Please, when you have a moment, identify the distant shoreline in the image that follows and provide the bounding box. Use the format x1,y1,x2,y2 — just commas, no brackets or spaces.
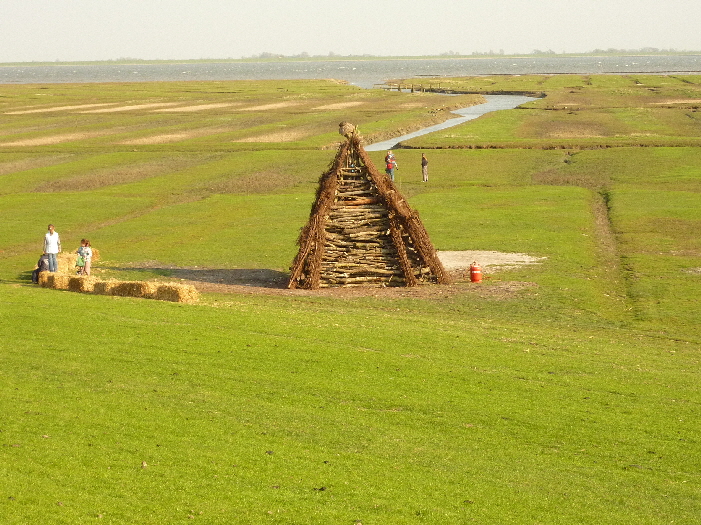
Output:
3,52,701,68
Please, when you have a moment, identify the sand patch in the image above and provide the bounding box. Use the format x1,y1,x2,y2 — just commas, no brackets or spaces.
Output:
238,101,301,111
0,131,110,147
5,103,117,115
313,101,365,110
651,99,701,105
438,251,546,273
119,127,230,145
0,154,74,175
154,103,241,112
120,133,198,145
80,103,180,113
234,129,309,142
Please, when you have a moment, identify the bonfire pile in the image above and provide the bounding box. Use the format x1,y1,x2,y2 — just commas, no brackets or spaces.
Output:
288,130,449,289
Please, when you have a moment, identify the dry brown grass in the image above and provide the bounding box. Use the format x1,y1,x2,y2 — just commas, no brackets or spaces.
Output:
233,129,309,143
39,156,213,192
238,101,302,111
207,171,299,194
0,132,112,147
4,104,117,115
79,103,180,113
313,101,365,110
118,127,231,145
155,103,241,112
0,155,75,176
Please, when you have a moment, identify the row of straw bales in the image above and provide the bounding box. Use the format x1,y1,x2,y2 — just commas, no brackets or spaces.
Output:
38,272,199,303
57,250,101,274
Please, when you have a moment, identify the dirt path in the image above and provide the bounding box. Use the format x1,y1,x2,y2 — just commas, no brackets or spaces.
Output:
137,250,543,299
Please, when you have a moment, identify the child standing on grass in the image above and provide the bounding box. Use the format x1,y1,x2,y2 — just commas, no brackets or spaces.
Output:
76,239,93,276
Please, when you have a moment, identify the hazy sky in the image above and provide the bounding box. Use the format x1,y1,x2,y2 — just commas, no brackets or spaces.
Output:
2,0,700,62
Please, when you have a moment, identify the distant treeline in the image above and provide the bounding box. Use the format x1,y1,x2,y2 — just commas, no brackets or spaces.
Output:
4,49,699,67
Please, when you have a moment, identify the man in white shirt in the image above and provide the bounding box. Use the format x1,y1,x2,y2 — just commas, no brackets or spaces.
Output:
43,224,61,272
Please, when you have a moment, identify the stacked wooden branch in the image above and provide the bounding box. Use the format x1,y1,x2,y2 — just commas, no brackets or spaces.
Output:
319,168,403,287
288,130,450,289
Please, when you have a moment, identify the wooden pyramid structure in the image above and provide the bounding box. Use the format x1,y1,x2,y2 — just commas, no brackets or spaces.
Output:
288,129,450,289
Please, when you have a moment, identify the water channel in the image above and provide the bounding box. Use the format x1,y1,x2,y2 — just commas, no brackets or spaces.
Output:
365,94,537,151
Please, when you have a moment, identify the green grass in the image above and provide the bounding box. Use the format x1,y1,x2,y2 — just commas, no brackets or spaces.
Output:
1,77,700,523
2,286,700,524
401,74,701,149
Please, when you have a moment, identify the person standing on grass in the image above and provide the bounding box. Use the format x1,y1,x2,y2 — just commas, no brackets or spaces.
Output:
421,153,429,182
80,239,93,276
43,224,61,272
385,150,398,181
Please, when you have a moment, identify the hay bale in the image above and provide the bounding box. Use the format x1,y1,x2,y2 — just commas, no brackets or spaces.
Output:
49,273,70,290
109,281,158,299
153,283,200,303
93,280,117,296
57,252,78,274
68,276,97,293
38,271,51,288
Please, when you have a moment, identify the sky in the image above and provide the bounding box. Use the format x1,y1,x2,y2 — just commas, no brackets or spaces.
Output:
1,0,700,63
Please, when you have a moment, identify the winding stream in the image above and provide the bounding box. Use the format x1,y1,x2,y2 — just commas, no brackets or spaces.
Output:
365,94,537,151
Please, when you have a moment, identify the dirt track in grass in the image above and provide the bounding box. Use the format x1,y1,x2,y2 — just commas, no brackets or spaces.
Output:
139,251,544,299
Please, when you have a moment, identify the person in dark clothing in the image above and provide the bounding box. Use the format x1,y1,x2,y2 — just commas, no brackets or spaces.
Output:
32,254,50,283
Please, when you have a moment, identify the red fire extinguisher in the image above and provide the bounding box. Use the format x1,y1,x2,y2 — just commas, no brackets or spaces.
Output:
470,262,482,283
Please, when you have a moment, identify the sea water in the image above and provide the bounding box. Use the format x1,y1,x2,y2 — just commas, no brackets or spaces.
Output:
2,55,700,88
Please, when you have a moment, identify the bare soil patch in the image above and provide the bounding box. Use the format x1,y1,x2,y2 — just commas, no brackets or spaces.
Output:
0,131,112,147
238,101,301,111
5,103,117,115
119,127,230,145
651,99,701,105
313,101,365,110
438,250,545,272
155,103,240,112
128,251,542,299
0,154,74,175
80,103,180,113
234,129,309,143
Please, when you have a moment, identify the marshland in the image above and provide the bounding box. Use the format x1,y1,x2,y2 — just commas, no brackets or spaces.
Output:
1,73,700,524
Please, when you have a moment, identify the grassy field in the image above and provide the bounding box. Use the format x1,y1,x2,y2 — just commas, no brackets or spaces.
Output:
1,76,700,524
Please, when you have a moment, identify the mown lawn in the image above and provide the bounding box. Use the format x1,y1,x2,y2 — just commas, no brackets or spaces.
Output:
1,76,700,524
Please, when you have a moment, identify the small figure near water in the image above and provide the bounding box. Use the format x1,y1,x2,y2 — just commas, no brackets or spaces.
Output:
384,150,398,181
43,224,61,272
421,153,429,182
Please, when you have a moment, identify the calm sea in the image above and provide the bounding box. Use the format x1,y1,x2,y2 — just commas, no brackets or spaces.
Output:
2,56,701,89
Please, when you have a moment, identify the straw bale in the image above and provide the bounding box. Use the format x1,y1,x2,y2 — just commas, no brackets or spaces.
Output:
68,276,97,293
49,273,70,290
38,271,51,287
56,248,100,274
57,252,78,274
110,281,159,298
153,283,200,303
93,280,118,295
